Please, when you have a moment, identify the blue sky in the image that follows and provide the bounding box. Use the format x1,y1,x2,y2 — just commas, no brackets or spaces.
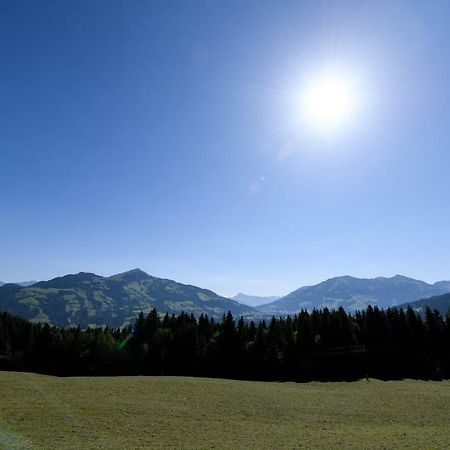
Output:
1,1,450,296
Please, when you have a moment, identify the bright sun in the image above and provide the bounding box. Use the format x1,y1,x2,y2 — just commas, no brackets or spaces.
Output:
302,77,355,130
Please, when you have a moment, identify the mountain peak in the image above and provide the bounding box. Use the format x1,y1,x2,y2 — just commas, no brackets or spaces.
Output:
326,275,356,281
109,268,151,281
53,272,99,281
321,275,357,285
125,268,149,276
232,293,282,308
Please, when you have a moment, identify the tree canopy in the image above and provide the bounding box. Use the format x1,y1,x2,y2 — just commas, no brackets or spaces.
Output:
0,306,449,381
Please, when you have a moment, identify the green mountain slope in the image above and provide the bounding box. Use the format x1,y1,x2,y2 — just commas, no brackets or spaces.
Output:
258,275,450,314
0,269,255,328
398,292,450,316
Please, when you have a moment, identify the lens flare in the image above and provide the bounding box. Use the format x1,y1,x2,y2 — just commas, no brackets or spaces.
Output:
117,324,139,350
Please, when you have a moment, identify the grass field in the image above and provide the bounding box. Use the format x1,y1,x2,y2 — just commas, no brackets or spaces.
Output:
0,372,449,449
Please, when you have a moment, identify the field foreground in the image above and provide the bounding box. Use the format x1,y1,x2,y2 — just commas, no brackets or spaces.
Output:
0,372,449,449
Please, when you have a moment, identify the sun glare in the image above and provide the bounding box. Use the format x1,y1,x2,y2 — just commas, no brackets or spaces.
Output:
302,77,356,131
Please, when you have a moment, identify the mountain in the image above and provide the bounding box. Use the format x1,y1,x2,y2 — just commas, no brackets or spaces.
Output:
232,293,281,307
258,275,450,314
0,269,256,328
0,281,36,287
431,280,450,292
398,293,450,316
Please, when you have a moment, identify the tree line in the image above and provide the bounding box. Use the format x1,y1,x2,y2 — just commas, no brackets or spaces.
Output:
0,305,449,380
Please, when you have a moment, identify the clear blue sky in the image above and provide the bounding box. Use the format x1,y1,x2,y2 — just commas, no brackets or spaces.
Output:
1,1,450,296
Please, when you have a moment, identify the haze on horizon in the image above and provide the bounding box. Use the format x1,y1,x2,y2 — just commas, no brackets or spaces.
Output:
2,1,450,297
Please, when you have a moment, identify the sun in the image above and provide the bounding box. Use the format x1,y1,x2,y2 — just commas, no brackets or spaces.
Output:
302,76,355,130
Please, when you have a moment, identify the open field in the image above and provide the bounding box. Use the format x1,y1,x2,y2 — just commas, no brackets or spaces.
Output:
0,372,449,449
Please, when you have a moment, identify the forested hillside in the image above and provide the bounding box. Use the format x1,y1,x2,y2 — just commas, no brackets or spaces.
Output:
399,292,450,316
1,305,448,380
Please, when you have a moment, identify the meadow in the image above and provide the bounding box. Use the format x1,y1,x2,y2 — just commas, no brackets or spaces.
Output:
0,372,449,449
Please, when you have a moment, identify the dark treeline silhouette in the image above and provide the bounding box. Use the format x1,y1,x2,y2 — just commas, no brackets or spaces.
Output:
0,306,449,380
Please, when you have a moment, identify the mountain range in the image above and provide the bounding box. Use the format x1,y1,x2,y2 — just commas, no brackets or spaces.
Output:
1,271,449,328
0,269,254,328
258,275,450,314
232,293,281,307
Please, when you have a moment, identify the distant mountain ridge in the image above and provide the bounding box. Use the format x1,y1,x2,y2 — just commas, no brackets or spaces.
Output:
258,275,450,314
0,269,255,328
0,281,36,287
232,293,281,307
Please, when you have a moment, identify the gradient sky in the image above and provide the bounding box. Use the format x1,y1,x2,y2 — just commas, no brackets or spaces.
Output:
2,1,450,296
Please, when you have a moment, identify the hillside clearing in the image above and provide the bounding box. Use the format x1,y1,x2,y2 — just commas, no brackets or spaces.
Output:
0,372,449,449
